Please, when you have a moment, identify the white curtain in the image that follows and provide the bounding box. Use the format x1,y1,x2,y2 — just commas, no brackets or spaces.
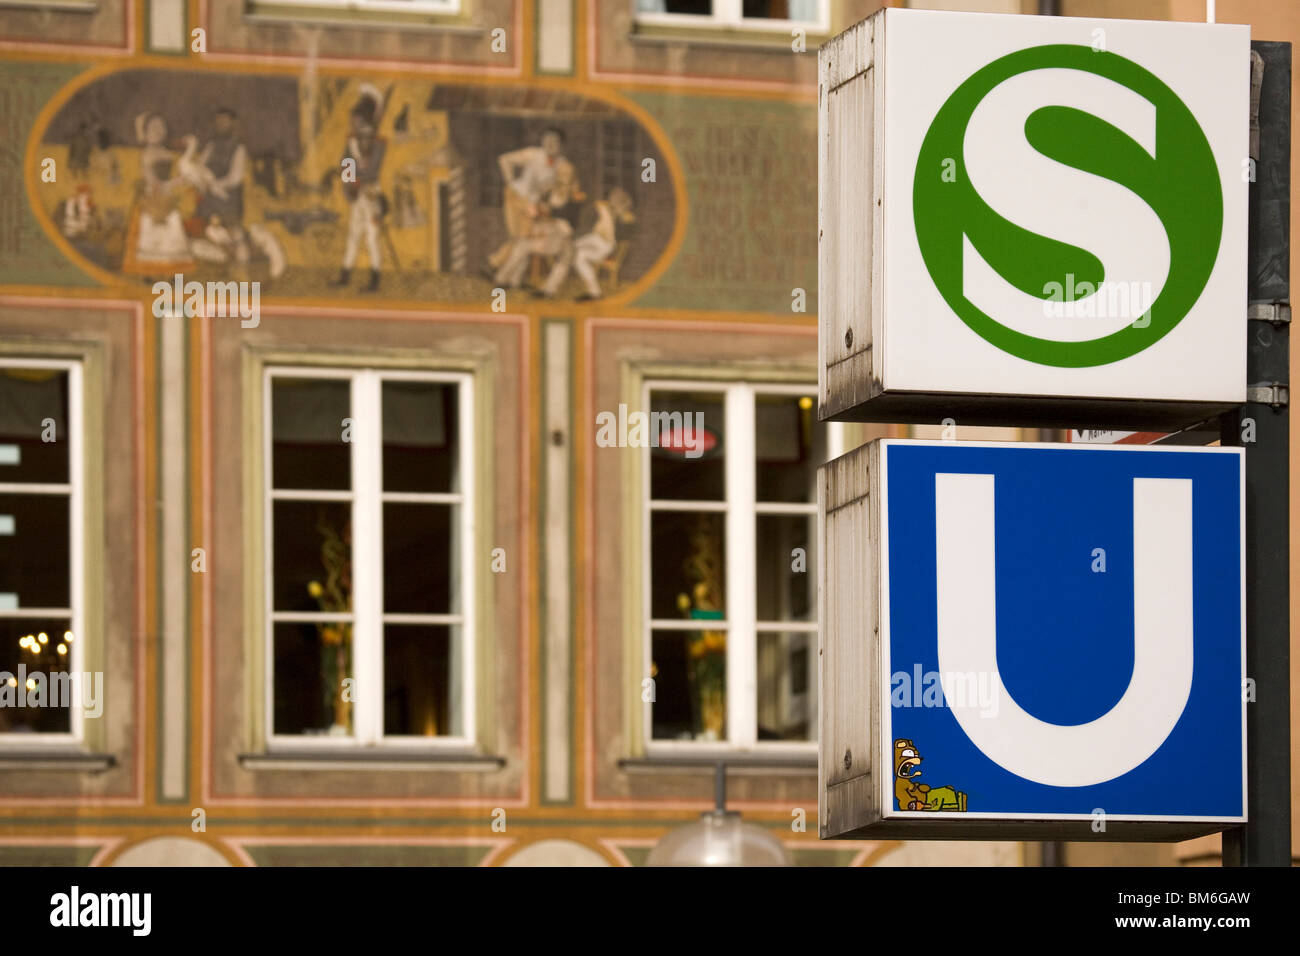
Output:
788,1,818,20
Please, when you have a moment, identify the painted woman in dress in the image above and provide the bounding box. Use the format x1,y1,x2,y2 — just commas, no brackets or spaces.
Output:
123,112,194,275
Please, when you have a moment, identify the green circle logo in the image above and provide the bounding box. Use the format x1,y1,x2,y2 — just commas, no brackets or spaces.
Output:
913,45,1222,367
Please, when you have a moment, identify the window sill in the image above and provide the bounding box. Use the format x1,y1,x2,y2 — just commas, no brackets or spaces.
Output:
0,751,115,773
630,22,828,53
620,751,816,772
239,750,506,773
0,1,97,12
244,3,483,35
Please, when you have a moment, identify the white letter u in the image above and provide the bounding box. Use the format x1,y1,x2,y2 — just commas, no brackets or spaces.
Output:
934,472,1193,787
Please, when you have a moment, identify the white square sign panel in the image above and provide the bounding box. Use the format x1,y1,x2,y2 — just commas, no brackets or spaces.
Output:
879,9,1248,405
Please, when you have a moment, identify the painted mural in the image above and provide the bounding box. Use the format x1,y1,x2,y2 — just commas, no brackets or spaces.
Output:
37,71,675,301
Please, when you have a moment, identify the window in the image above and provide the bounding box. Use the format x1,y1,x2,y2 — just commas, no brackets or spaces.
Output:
642,381,823,749
264,367,474,748
635,0,828,31
0,360,84,744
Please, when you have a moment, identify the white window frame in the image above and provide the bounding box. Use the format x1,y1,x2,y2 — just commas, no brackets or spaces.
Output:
263,366,475,751
641,379,828,756
0,358,85,748
634,0,830,34
263,0,461,15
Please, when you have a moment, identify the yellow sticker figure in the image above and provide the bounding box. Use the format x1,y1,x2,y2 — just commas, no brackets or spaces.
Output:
894,738,968,812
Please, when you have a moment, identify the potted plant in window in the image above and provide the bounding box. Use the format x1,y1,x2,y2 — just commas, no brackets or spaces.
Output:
307,514,352,735
680,514,726,741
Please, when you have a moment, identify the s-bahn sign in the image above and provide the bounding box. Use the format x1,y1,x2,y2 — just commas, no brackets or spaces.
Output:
817,440,1246,840
817,9,1249,427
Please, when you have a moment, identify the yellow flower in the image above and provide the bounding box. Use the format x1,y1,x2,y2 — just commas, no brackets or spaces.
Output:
688,639,706,660
703,631,726,653
307,580,324,599
676,593,691,613
320,626,342,646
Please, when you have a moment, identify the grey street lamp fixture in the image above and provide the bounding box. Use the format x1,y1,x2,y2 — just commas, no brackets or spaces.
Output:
646,763,792,866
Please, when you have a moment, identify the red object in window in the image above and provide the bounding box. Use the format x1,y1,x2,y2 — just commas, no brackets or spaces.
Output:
658,426,718,456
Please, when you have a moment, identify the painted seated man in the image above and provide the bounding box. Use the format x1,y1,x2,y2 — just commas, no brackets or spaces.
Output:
535,187,635,301
492,213,573,290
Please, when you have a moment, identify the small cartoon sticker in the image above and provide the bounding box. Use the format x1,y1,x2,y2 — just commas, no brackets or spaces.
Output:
894,738,968,812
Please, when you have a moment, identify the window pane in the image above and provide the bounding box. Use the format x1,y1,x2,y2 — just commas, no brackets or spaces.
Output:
0,368,69,484
382,380,459,494
743,1,817,20
757,631,815,741
648,390,725,501
383,503,457,615
651,628,726,741
639,0,712,13
384,624,459,737
271,378,351,491
0,493,70,609
0,617,74,734
755,392,822,503
272,501,351,613
650,510,725,620
756,513,814,622
272,620,353,736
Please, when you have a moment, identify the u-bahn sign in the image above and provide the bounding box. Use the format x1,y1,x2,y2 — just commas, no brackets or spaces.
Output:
818,440,1246,840
818,9,1249,428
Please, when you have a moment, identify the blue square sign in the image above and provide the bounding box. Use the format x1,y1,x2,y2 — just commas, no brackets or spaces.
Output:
881,440,1245,824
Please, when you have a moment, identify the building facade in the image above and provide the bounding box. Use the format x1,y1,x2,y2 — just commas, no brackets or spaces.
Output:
0,0,1294,866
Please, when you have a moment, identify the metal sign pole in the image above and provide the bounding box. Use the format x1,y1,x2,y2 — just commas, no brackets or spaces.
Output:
1220,40,1291,867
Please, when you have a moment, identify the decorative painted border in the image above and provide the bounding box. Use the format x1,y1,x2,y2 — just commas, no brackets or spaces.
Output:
585,2,818,95
0,296,147,808
196,0,525,76
581,316,819,810
198,305,534,808
0,0,135,57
